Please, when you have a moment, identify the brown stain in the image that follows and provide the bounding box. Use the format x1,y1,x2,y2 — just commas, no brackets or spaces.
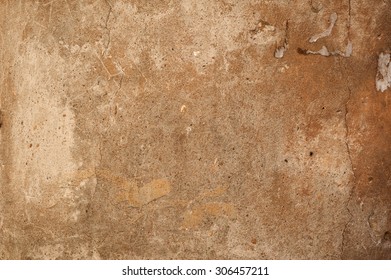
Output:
181,202,236,229
297,185,312,197
340,61,391,258
305,119,323,140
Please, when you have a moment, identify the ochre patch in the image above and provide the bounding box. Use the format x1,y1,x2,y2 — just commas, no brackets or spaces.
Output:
181,202,236,229
59,168,170,207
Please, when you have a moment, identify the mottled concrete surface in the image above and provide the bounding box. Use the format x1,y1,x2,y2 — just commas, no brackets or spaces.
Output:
0,0,390,259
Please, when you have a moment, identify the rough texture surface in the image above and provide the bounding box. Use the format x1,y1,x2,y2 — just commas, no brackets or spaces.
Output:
0,0,390,259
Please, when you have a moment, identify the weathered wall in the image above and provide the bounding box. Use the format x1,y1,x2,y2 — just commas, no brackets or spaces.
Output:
0,0,390,259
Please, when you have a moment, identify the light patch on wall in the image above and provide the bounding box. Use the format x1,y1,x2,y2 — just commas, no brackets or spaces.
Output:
376,52,391,92
309,12,338,43
11,40,77,207
298,41,353,57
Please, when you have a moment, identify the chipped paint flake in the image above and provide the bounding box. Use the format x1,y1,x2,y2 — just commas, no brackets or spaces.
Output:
345,40,353,57
376,52,391,92
275,43,288,59
309,12,338,43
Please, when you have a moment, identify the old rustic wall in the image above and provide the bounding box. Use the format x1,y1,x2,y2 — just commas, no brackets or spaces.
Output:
0,0,390,259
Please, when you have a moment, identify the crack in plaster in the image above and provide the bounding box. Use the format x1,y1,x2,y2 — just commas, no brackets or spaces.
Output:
340,60,357,257
103,0,112,56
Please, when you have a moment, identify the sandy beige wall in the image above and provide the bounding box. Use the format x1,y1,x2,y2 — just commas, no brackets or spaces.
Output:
0,0,390,259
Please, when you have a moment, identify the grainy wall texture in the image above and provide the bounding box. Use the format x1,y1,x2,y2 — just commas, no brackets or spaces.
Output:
0,0,391,259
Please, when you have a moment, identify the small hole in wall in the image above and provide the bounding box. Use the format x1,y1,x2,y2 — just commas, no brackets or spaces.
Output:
297,48,308,55
368,177,373,182
384,231,391,242
309,151,314,157
284,159,288,163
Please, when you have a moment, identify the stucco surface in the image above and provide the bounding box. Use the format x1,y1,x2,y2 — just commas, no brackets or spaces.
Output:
0,0,390,259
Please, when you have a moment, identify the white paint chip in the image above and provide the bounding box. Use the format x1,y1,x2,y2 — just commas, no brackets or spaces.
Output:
376,52,391,92
275,42,288,59
302,41,353,58
306,46,330,56
309,12,338,43
345,40,353,57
